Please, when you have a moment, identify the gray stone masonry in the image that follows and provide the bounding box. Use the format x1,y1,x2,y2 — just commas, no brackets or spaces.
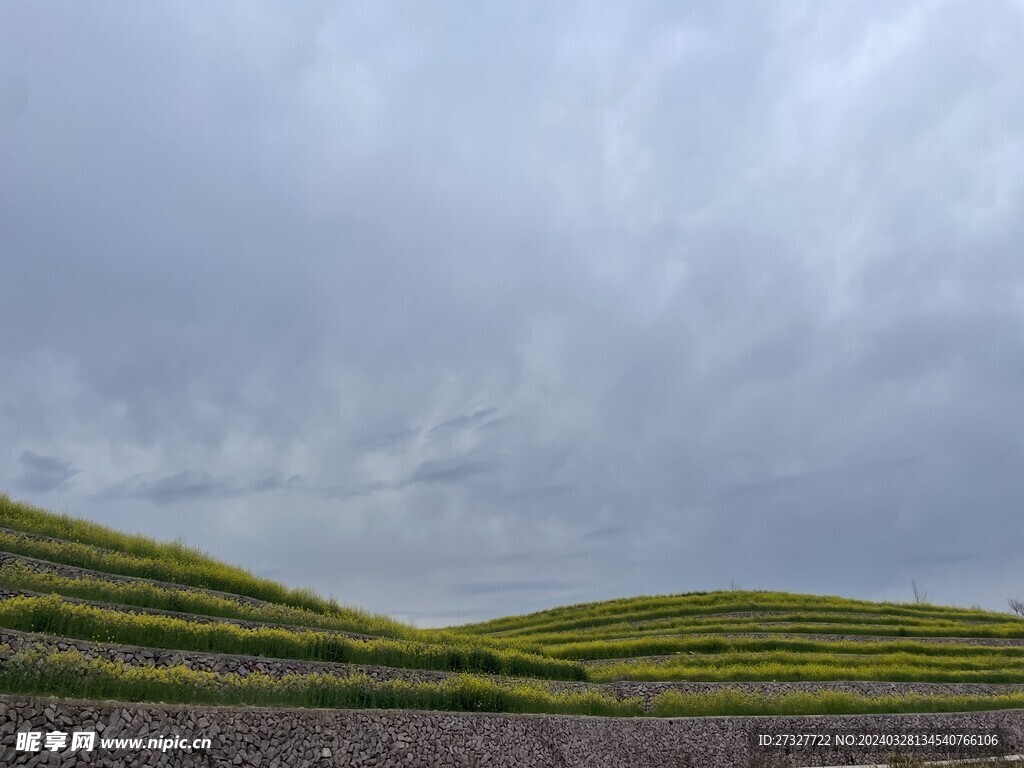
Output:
3,627,1023,711
1,694,1022,767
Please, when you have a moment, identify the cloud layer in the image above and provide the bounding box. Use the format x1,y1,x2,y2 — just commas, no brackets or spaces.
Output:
2,1,1023,625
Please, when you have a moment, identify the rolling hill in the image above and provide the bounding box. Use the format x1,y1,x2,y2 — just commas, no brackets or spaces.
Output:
1,493,1022,766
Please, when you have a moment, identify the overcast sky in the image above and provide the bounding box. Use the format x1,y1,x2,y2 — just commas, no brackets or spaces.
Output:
2,2,1023,626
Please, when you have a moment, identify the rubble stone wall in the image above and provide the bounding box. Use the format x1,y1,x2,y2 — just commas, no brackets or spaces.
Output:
4,628,1023,711
1,694,1022,768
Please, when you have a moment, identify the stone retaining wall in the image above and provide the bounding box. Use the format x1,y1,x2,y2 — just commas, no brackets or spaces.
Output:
1,695,1021,767
0,628,452,686
4,628,1024,711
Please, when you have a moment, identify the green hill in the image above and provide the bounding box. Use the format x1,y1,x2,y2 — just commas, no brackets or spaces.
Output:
2,493,1023,718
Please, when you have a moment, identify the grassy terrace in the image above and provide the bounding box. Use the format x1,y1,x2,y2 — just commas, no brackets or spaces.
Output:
0,558,395,637
0,595,585,680
2,494,1024,717
0,529,412,638
457,595,1016,638
516,614,1024,643
587,653,1024,684
7,645,1024,719
537,635,1024,662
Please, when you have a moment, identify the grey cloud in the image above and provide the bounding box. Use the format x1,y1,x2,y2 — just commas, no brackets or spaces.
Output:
703,456,926,505
406,458,495,485
426,408,498,437
488,550,592,566
15,451,79,493
505,485,575,503
1,1,1022,625
351,411,505,458
97,472,230,506
251,474,283,492
352,429,420,453
0,75,29,129
318,480,395,500
96,471,297,506
19,451,71,474
476,416,515,432
453,580,583,596
251,474,303,492
489,552,541,566
393,607,485,621
582,525,625,541
866,552,980,569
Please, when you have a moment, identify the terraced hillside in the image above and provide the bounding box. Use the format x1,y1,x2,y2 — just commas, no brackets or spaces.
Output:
1,493,1023,766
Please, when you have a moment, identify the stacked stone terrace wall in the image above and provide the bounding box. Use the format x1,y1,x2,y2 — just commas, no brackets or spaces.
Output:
1,695,1022,767
4,628,1024,711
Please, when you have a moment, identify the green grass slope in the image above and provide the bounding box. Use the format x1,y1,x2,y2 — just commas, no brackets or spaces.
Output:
2,493,1023,718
